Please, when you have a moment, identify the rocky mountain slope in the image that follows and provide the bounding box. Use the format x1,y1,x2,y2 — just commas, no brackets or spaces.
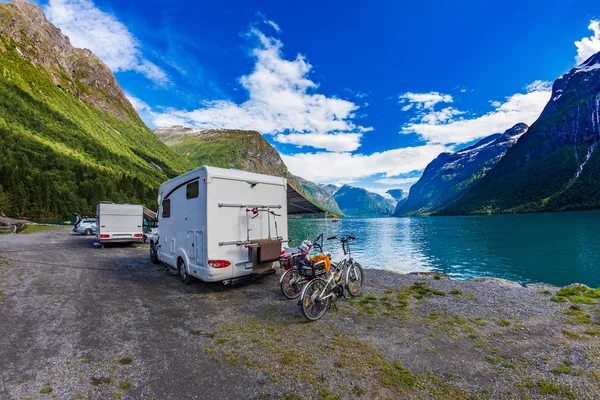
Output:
153,126,335,215
333,185,395,217
0,0,191,218
441,52,600,215
319,184,341,196
387,189,408,214
293,176,343,216
395,123,528,216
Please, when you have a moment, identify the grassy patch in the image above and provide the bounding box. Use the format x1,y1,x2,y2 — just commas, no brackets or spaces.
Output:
538,289,552,295
19,225,58,234
486,355,501,365
352,283,444,317
551,285,600,305
536,380,576,399
551,365,573,375
119,381,132,390
118,357,133,365
497,319,511,327
0,290,4,302
583,328,600,336
39,387,53,394
562,330,582,339
318,389,341,400
380,362,415,391
204,315,423,397
564,305,591,325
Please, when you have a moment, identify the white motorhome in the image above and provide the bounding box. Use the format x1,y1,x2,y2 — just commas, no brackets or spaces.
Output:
150,166,288,284
96,203,144,244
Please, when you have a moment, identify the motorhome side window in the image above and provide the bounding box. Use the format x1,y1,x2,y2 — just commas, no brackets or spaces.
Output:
162,199,171,218
186,181,199,199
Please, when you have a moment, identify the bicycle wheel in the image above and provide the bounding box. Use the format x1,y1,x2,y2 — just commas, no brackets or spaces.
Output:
345,261,364,297
280,269,304,299
300,278,330,321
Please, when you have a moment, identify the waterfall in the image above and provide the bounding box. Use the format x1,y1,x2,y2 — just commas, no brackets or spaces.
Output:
574,93,600,179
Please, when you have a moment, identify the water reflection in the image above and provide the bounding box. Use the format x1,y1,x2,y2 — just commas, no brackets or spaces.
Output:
288,210,600,287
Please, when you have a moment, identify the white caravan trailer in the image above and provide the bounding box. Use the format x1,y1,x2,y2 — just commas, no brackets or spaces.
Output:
96,203,144,244
150,166,288,284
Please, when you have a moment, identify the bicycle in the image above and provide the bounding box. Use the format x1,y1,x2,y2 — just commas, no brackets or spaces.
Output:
299,235,364,321
279,234,326,299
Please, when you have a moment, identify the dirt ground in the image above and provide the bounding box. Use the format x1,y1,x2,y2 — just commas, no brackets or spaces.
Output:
1,227,599,399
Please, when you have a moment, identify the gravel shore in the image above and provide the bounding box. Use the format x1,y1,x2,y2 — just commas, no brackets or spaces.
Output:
0,227,599,399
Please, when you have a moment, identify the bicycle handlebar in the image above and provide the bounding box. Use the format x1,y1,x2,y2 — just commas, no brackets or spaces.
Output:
327,235,357,241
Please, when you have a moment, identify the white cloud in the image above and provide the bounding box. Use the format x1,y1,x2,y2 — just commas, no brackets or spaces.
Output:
44,0,169,86
146,28,369,152
575,20,600,65
281,144,448,183
398,91,453,111
401,81,551,145
274,132,362,152
257,11,281,32
375,177,420,185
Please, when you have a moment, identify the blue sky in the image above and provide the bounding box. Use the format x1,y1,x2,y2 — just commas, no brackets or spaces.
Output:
34,0,600,197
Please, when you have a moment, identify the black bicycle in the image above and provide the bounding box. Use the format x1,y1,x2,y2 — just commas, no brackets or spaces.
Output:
299,235,364,321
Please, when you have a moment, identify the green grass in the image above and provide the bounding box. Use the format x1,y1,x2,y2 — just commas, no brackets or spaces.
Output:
550,285,600,305
119,381,132,390
551,365,573,375
538,289,552,295
562,330,582,339
18,225,57,234
118,357,133,365
497,319,511,327
583,328,600,335
536,380,576,399
564,305,591,325
39,387,53,394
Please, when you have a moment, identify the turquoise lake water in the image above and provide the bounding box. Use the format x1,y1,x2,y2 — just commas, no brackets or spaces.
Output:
288,210,600,287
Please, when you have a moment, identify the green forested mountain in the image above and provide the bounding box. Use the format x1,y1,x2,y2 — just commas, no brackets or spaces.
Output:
153,126,336,215
0,0,192,219
440,52,600,215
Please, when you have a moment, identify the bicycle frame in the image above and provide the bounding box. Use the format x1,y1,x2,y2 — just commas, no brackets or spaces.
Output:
316,240,354,302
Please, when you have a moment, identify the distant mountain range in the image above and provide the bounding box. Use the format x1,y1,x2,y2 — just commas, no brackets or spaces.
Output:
332,185,396,217
395,123,528,216
440,52,600,215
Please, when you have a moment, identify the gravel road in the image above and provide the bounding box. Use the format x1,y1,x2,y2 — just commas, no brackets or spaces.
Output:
1,227,599,399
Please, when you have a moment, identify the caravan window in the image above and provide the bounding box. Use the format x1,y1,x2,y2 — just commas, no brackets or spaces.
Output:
162,199,171,218
186,181,199,199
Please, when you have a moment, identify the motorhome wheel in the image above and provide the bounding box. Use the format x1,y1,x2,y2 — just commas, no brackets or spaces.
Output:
178,258,192,284
150,243,159,264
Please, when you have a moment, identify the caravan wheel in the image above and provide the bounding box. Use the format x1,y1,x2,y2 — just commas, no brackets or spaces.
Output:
150,243,159,264
178,258,193,284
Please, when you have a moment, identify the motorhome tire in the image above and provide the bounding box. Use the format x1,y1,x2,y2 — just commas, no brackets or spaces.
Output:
178,258,192,284
84,228,92,236
150,243,159,264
